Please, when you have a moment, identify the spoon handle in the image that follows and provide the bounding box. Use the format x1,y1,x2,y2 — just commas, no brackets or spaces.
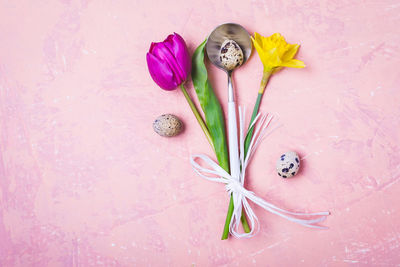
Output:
228,102,240,180
227,74,240,181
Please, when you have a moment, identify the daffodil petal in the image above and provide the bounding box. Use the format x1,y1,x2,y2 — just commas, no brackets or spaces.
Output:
281,44,300,62
280,59,305,68
252,37,265,59
254,32,264,49
272,33,284,45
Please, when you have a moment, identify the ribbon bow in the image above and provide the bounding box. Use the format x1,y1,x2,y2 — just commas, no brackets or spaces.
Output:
190,108,330,238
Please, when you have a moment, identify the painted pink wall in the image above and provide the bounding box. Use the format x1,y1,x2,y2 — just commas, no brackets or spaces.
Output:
1,0,400,266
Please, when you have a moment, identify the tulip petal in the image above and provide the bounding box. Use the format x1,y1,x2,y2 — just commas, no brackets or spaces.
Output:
152,42,185,83
149,42,156,53
146,52,178,90
164,33,191,80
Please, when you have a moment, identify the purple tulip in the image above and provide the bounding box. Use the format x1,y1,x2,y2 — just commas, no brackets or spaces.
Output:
146,33,191,90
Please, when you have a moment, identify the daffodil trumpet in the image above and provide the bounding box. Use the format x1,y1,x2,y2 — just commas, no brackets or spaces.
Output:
244,33,305,155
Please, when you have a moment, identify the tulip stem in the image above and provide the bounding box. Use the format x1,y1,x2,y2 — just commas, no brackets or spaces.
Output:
180,84,214,149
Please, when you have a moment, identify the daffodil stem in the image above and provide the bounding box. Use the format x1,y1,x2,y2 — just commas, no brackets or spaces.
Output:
180,84,214,150
245,71,272,159
258,71,272,94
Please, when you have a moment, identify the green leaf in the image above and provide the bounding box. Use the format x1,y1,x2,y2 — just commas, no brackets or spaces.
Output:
191,39,229,174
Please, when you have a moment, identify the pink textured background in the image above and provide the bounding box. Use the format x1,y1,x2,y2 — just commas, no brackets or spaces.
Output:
1,0,400,266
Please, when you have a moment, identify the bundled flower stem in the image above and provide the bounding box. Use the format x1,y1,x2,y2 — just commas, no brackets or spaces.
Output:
191,40,251,239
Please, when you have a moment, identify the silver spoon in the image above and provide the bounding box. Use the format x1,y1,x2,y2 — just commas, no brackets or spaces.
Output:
206,23,252,182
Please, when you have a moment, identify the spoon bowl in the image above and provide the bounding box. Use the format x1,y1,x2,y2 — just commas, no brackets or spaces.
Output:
206,23,252,72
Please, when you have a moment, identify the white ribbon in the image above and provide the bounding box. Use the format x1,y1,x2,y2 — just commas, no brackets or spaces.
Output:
190,107,330,238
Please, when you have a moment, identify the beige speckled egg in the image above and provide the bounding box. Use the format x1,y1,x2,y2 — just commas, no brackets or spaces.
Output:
153,114,183,137
276,151,300,178
219,39,244,70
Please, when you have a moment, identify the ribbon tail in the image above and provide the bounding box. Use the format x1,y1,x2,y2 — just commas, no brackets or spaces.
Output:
243,190,329,229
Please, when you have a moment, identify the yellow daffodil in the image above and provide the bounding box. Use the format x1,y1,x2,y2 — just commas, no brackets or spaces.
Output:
251,32,305,94
244,33,305,154
252,32,305,73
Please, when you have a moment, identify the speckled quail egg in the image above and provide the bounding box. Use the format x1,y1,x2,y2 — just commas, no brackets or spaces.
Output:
219,39,244,70
276,151,300,178
153,114,183,137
